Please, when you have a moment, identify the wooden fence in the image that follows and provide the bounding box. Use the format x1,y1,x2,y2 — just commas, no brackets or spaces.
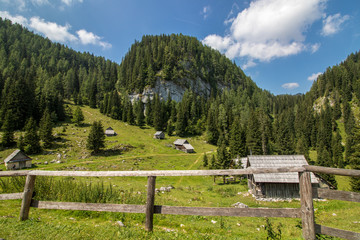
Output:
0,166,360,240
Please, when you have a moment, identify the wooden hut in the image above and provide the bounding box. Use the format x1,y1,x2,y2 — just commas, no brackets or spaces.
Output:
153,131,165,139
105,127,117,136
4,149,32,170
247,155,319,198
173,139,195,153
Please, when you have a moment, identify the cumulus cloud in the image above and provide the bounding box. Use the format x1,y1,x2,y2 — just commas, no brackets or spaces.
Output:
282,82,299,90
202,0,327,67
308,72,322,81
0,11,28,25
321,13,349,36
29,17,77,42
77,29,112,49
0,11,111,49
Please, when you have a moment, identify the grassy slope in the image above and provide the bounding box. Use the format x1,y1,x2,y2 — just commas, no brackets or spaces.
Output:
0,104,359,239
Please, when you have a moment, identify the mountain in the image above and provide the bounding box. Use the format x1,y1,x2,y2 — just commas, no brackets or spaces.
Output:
116,34,252,102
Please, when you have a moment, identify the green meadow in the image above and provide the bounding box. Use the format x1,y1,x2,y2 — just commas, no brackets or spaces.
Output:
0,104,359,239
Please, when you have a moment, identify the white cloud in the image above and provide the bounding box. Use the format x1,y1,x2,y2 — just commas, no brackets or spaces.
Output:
61,0,83,6
0,0,27,11
282,82,299,90
31,0,49,6
310,43,320,53
0,11,28,25
76,29,112,49
224,3,240,25
201,6,211,19
321,13,349,36
29,17,77,42
0,11,110,49
242,59,257,70
308,72,322,81
203,0,326,67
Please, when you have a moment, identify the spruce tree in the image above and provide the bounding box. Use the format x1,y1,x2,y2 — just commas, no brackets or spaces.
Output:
229,118,247,158
23,117,41,154
86,121,105,154
349,122,360,192
203,153,208,167
73,106,85,126
1,109,15,147
39,109,53,148
135,100,145,127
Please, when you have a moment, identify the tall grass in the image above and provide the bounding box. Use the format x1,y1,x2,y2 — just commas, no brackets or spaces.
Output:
34,177,145,204
0,176,145,205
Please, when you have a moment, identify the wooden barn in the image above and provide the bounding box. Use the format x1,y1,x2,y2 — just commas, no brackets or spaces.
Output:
247,155,319,198
4,149,32,170
173,139,195,153
105,127,117,136
153,131,165,139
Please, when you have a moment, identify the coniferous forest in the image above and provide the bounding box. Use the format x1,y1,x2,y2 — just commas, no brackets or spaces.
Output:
1,18,360,190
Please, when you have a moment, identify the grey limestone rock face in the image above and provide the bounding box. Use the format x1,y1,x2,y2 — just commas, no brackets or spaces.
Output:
129,78,226,103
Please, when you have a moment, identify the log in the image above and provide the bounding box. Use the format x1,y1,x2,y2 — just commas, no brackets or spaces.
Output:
299,172,315,240
315,224,360,240
145,176,156,231
31,200,145,213
154,206,301,218
0,170,30,177
304,165,360,177
19,175,36,221
25,167,305,177
0,192,23,200
313,188,360,203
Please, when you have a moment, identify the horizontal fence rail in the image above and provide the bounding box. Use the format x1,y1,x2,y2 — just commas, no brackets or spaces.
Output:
0,165,360,240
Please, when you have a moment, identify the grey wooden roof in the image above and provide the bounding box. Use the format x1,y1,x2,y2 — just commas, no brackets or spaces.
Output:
248,155,318,184
4,149,32,163
173,139,188,145
232,157,248,168
154,131,164,136
183,143,194,150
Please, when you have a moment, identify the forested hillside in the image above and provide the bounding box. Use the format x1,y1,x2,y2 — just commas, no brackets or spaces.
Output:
0,17,359,191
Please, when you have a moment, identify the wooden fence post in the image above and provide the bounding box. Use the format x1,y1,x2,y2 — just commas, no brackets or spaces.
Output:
145,176,156,231
20,175,36,221
299,171,315,240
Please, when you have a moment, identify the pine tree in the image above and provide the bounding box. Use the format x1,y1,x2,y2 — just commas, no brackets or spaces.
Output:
229,118,247,158
127,102,135,125
72,106,85,126
86,121,105,154
39,109,53,148
203,153,208,167
135,100,145,127
349,122,360,192
1,110,15,147
210,154,217,169
23,118,41,154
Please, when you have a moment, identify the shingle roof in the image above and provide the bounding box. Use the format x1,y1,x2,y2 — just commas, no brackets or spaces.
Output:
4,149,32,163
173,139,188,145
154,131,164,136
248,155,318,184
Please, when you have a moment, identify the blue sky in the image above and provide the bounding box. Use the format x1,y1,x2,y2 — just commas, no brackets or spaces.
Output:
1,0,360,95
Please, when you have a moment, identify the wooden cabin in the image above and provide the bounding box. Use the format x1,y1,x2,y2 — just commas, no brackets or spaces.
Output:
173,139,195,153
4,149,32,170
153,131,165,139
105,127,117,136
247,155,319,198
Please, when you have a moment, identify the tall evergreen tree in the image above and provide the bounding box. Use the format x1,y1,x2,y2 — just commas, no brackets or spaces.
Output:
135,100,145,127
72,106,85,126
1,109,15,147
86,121,105,154
23,117,41,154
229,117,247,158
349,121,360,192
39,109,53,148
